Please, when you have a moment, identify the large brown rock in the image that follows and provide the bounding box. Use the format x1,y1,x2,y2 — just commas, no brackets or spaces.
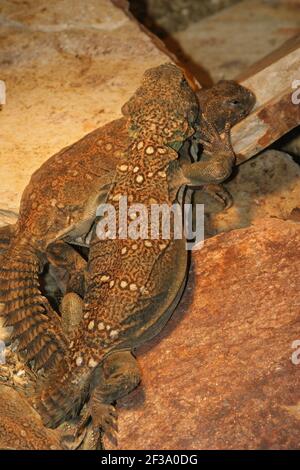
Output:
105,218,300,449
0,0,169,221
201,150,300,237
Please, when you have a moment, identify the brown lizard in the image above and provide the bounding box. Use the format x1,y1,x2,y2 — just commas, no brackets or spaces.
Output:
0,68,254,448
0,79,254,257
0,75,254,376
35,68,249,447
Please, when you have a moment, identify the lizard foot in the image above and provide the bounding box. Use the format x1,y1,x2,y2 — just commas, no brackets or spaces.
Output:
60,418,88,450
201,183,233,209
89,402,118,443
61,403,117,450
199,115,235,162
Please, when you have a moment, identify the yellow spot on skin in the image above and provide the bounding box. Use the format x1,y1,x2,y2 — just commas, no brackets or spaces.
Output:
110,330,119,339
144,240,152,247
76,356,83,367
120,280,128,289
147,172,153,178
88,320,95,330
132,244,138,251
136,174,144,184
158,171,167,179
84,312,89,319
98,322,105,330
146,146,155,155
158,147,167,154
50,199,57,207
88,358,98,368
140,286,149,295
159,243,167,250
129,283,138,291
121,247,127,255
105,143,113,151
133,166,139,173
137,141,144,150
100,275,110,282
149,197,157,204
119,164,128,172
109,280,115,288
129,212,137,220
69,341,74,349
106,325,111,331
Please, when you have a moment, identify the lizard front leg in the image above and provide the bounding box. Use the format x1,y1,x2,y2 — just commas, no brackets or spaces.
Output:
196,183,233,209
182,116,235,187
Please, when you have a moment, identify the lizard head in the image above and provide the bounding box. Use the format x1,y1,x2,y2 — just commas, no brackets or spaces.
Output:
122,63,199,149
197,80,255,133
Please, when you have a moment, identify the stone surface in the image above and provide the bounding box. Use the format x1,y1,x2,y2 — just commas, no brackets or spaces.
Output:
0,0,169,220
129,0,241,36
0,385,61,449
168,0,300,85
104,218,300,449
200,150,300,236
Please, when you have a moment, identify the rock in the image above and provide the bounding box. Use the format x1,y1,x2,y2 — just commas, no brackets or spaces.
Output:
0,385,61,449
168,0,300,84
199,150,300,237
104,218,300,449
283,131,300,157
0,0,170,215
128,0,240,36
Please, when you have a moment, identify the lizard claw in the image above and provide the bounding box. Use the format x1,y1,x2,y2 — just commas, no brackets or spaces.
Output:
91,403,118,433
199,115,235,161
59,403,118,450
202,184,233,209
60,418,88,450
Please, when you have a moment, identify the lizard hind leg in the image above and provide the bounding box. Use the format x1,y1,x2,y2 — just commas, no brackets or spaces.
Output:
88,350,141,446
63,350,141,449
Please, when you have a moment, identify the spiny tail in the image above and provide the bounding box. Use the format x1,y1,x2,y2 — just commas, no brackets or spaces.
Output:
0,241,67,371
37,362,91,428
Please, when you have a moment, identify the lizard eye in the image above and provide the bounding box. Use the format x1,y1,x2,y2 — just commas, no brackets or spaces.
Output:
180,77,188,87
229,99,240,106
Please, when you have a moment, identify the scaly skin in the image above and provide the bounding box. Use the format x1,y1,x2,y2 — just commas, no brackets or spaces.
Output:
36,68,250,446
0,80,254,257
37,63,199,428
0,114,132,371
0,70,254,447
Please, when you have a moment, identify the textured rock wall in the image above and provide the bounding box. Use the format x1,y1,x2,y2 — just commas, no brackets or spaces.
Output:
0,0,169,222
169,0,300,84
201,149,300,237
